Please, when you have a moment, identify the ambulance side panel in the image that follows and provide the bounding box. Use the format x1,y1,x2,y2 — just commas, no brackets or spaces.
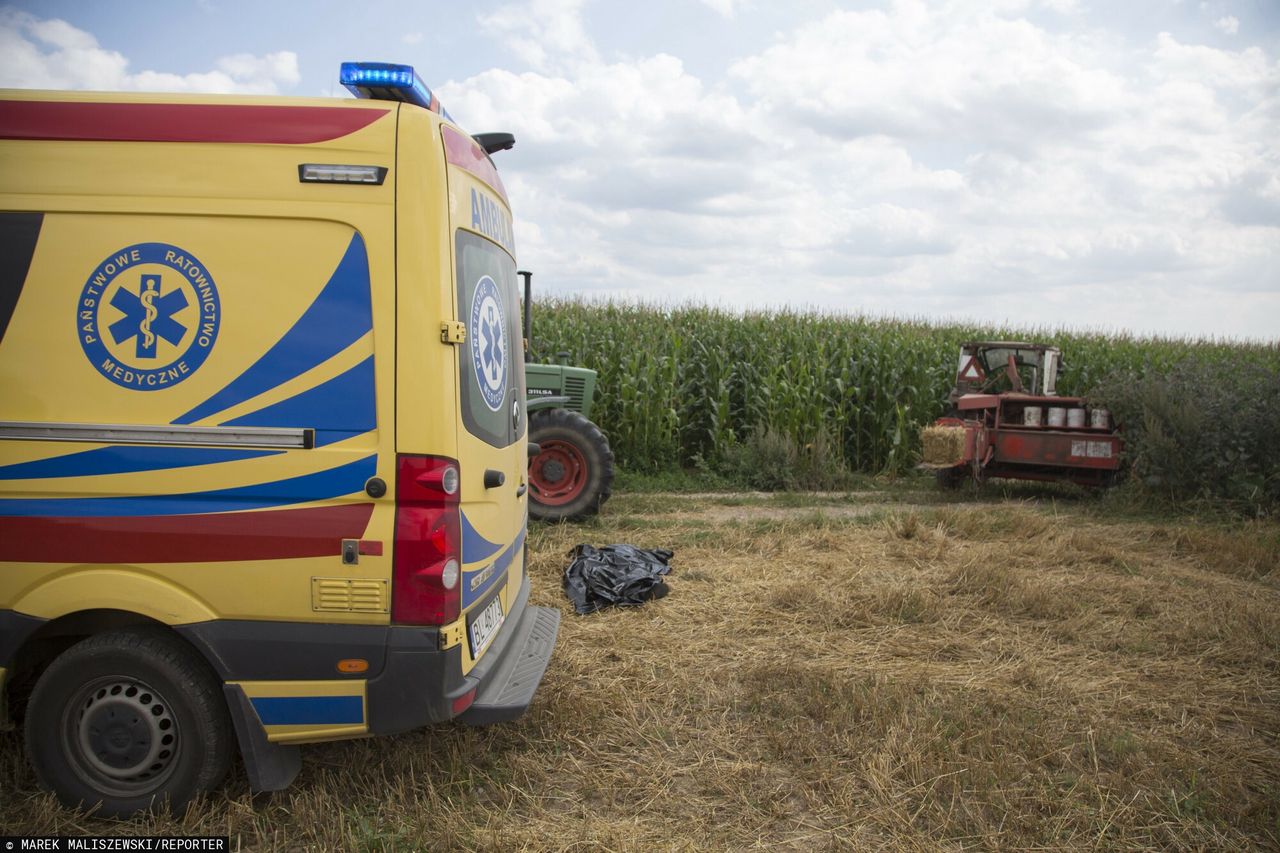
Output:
0,92,399,740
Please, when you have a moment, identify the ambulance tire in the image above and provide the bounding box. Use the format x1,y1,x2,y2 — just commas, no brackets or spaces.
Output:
528,408,614,522
25,628,232,818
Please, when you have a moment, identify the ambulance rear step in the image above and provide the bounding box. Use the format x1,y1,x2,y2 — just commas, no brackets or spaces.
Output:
459,603,560,725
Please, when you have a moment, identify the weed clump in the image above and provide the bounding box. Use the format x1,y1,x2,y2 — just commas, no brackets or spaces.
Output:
712,425,858,491
1089,357,1280,515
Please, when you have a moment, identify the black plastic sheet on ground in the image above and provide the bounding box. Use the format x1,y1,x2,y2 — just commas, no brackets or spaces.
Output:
562,544,674,615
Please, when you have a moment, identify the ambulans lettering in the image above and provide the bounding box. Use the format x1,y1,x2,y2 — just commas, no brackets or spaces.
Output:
470,188,514,253
76,243,220,390
469,275,507,412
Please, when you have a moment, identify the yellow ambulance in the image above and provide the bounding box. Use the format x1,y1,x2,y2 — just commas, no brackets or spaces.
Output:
0,62,558,817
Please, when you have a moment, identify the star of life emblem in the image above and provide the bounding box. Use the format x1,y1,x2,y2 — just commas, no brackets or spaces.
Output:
469,275,507,412
76,242,220,390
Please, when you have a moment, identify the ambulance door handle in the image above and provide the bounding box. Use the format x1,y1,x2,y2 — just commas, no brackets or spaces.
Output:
484,469,506,489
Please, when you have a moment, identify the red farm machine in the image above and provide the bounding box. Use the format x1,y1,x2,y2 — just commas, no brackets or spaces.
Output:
922,342,1123,489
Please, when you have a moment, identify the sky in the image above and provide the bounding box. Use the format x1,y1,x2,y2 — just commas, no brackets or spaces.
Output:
2,0,1278,341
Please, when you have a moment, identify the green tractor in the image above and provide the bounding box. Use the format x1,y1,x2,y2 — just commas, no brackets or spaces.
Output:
520,271,615,521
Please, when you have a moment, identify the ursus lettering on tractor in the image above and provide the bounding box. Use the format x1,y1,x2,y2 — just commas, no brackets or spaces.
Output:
922,342,1123,488
519,271,615,521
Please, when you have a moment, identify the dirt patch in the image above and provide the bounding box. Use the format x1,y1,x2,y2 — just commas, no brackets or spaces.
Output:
696,503,892,522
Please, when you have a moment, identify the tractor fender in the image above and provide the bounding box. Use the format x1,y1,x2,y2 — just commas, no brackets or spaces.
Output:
527,395,571,413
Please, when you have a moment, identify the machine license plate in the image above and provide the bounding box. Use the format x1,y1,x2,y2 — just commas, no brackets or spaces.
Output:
469,594,505,657
1071,440,1113,459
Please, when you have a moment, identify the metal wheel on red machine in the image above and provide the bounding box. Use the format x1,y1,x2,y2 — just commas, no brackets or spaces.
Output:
528,408,614,522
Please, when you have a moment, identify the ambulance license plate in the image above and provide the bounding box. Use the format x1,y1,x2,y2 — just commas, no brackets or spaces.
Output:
468,594,505,657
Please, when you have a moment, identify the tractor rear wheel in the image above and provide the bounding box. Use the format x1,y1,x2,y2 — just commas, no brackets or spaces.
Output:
528,408,614,522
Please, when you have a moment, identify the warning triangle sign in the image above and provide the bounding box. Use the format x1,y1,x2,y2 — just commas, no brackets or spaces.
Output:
959,356,984,382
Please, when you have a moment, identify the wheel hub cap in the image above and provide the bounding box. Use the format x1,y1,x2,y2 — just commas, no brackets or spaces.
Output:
76,679,177,782
528,439,588,505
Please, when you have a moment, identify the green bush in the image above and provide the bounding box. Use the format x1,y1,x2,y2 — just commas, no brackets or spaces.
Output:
713,425,857,491
1088,359,1280,514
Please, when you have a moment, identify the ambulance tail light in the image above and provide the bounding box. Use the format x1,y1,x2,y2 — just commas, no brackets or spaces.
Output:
392,455,461,626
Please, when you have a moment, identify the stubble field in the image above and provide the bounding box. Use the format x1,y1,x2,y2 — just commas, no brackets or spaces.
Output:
2,483,1278,850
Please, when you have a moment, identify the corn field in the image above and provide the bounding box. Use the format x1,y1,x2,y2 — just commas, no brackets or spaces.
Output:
529,300,1280,477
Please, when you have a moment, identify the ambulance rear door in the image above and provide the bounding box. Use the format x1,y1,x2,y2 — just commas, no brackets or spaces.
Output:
443,125,527,676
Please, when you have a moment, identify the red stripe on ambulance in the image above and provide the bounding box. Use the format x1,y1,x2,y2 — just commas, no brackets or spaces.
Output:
0,504,374,563
0,101,390,144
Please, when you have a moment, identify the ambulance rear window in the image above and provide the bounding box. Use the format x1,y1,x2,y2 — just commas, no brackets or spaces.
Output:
455,230,525,447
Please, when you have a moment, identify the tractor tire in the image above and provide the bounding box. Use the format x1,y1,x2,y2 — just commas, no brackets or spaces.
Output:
528,408,614,522
25,628,232,818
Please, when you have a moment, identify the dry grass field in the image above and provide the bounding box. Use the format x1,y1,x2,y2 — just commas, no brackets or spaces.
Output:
2,485,1278,850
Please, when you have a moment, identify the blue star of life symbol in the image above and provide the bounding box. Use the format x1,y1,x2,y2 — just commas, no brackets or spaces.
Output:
109,273,189,359
78,242,220,392
469,275,507,411
480,303,504,386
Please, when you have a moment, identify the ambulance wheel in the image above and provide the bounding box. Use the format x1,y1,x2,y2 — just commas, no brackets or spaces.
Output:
528,408,614,522
25,628,232,818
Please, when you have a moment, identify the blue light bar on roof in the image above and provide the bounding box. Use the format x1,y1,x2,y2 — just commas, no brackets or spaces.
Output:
340,61,447,117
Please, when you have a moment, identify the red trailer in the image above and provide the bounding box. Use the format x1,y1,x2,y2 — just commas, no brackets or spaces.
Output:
924,342,1122,488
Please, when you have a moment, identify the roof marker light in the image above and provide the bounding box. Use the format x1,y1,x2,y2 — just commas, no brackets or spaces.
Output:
340,61,452,120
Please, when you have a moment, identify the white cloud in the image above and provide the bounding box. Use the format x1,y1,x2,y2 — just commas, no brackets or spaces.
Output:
442,0,1279,338
478,0,599,72
1151,31,1273,93
698,0,739,17
730,6,1134,150
1214,15,1240,35
4,3,1273,339
26,15,98,50
402,31,425,45
213,52,300,88
0,9,300,94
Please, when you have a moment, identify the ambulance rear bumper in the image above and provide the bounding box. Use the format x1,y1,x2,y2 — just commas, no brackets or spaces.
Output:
365,573,559,734
459,597,560,726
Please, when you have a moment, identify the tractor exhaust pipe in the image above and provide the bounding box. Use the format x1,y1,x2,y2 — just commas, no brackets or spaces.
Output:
518,269,532,362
